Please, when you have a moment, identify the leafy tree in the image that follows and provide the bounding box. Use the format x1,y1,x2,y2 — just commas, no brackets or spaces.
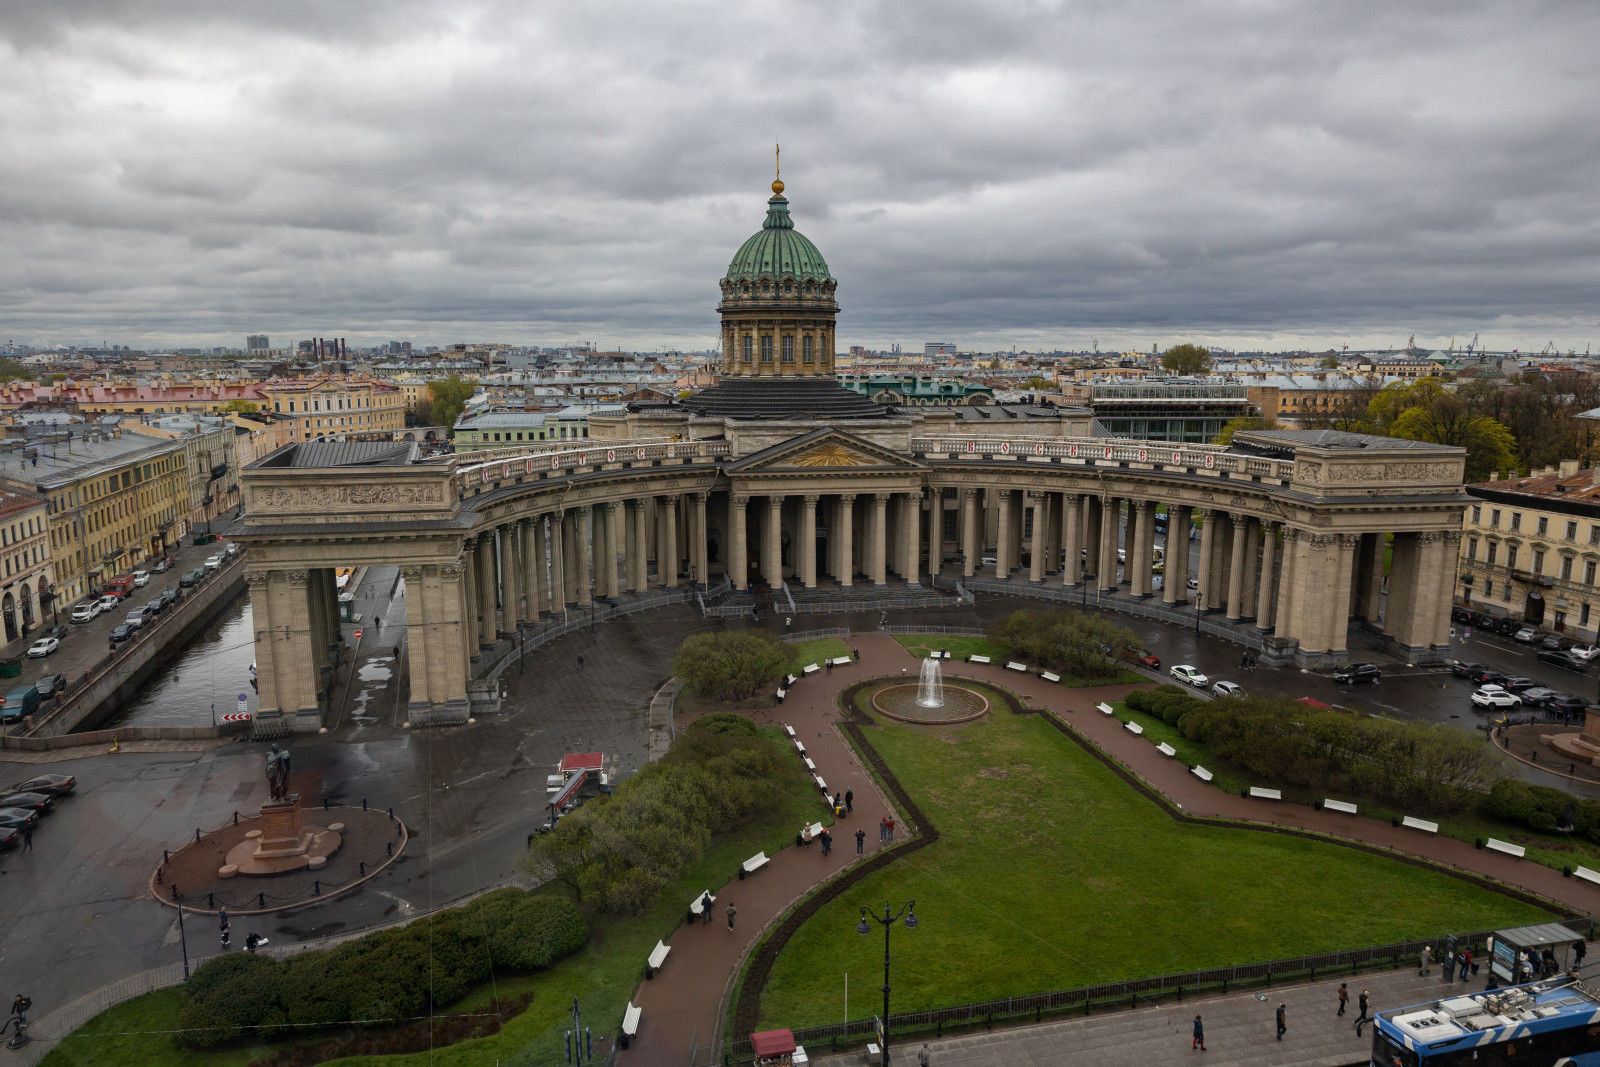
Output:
1296,375,1384,433
1211,415,1276,445
1389,402,1517,481
429,375,475,434
1159,343,1212,377
0,357,30,382
990,609,1138,680
672,630,788,700
218,397,259,415
1317,355,1340,370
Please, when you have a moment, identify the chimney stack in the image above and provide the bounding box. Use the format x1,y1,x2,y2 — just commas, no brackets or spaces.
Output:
1560,459,1581,478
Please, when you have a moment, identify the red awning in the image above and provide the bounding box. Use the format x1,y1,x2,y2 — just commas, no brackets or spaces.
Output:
750,1029,796,1056
560,752,603,774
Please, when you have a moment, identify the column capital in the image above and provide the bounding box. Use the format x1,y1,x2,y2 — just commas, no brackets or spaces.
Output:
691,490,708,505
1338,533,1361,548
441,561,464,581
733,495,749,511
1418,530,1444,544
1061,490,1081,504
283,569,309,588
839,493,857,504
874,491,891,504
400,564,426,583
962,487,981,501
1232,513,1250,529
244,570,270,588
802,494,820,505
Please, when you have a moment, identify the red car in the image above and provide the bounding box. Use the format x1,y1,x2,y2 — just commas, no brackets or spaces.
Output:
1123,649,1161,670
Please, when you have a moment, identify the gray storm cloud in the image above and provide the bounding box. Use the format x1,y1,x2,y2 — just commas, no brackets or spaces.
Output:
1,0,1597,352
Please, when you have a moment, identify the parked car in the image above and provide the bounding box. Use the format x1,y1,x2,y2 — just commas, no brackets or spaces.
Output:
42,624,69,642
1,685,39,722
1211,680,1244,697
1537,649,1587,672
1470,667,1509,686
124,607,152,631
224,542,240,559
178,568,202,588
158,588,179,610
1541,634,1574,651
70,602,99,623
109,623,136,643
10,773,75,796
1471,686,1522,709
1491,617,1520,635
1452,606,1473,623
145,598,166,618
0,791,53,814
132,570,150,587
0,808,40,831
1513,626,1539,643
33,673,65,699
1122,648,1161,670
1170,664,1209,687
1449,661,1483,679
1518,687,1560,706
204,554,223,571
0,826,17,850
96,594,121,613
1501,676,1540,693
152,556,173,573
1332,662,1381,685
1568,644,1600,662
1545,695,1588,718
25,637,58,658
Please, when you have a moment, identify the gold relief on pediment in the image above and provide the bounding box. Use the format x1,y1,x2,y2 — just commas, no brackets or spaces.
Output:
792,443,867,467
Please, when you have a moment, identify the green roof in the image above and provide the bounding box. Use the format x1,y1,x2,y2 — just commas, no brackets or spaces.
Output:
724,195,832,284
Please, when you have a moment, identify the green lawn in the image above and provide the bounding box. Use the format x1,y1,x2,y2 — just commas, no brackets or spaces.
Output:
891,634,997,660
46,728,825,1067
789,636,851,672
756,706,1550,1029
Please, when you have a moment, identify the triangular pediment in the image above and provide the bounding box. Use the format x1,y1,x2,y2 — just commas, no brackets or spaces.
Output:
727,428,926,473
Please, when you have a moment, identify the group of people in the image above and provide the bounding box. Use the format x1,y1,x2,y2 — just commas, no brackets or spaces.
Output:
1236,649,1259,671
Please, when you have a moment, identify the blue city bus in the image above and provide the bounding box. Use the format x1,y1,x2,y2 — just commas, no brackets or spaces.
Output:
1371,975,1600,1065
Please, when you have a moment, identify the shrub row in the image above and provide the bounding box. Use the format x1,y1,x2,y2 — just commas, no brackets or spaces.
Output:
673,630,789,700
1125,684,1204,726
1484,779,1600,843
176,889,585,1049
525,714,793,914
989,609,1138,681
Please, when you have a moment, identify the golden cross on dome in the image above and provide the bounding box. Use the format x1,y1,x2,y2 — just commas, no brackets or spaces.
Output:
772,143,784,196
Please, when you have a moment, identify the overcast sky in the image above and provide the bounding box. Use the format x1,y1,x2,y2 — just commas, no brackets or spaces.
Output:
3,1,1599,354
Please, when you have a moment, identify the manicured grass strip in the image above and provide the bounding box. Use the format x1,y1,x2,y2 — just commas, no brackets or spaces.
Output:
756,705,1550,1029
891,634,997,661
788,637,851,672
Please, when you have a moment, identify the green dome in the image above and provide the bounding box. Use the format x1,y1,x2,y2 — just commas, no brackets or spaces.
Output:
724,195,833,283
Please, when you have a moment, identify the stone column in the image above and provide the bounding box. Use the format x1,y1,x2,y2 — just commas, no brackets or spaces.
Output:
870,493,889,585
278,570,316,721
1240,518,1262,619
800,495,819,588
495,526,517,633
1098,496,1120,593
476,535,498,642
1119,503,1137,587
1130,501,1154,597
434,559,471,711
1060,493,1082,586
1273,527,1302,643
691,492,709,589
729,496,749,590
1010,490,1025,569
1255,522,1279,630
901,490,921,585
838,494,855,587
1196,509,1217,610
661,495,679,588
460,537,479,648
559,509,578,605
400,564,430,710
1226,515,1249,621
624,501,644,592
926,489,942,579
546,513,565,609
246,571,280,721
1029,492,1048,583
595,504,616,598
1163,506,1186,606
994,489,1013,579
1360,534,1386,624
961,488,980,577
763,495,783,587
1042,493,1061,576
518,519,540,623
574,506,593,606
1083,495,1102,582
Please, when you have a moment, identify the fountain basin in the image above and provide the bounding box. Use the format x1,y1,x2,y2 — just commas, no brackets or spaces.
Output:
872,682,990,725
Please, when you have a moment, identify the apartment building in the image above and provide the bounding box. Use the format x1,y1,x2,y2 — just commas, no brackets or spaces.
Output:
0,489,53,644
257,377,406,445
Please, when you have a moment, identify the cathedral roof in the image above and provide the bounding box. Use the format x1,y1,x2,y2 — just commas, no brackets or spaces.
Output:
723,194,833,284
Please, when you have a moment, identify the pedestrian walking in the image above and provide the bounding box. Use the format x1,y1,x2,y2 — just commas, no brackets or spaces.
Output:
1420,945,1432,975
917,1044,931,1066
845,788,853,813
576,654,585,672
852,648,859,661
219,911,231,949
10,995,28,1026
1355,990,1371,1036
855,828,865,855
726,903,737,932
700,890,714,924
785,616,792,632
879,816,888,841
1337,982,1348,1016
1459,949,1471,982
1275,1003,1286,1041
1192,1014,1205,1051
820,829,832,856
886,815,895,841
21,823,32,854
826,659,833,674
1576,940,1588,968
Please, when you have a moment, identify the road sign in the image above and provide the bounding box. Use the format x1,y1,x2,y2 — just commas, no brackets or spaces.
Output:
219,712,251,723
354,628,363,640
237,694,248,715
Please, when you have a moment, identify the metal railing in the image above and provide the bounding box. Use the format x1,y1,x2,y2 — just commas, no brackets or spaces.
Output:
780,628,851,643
876,624,984,636
458,439,731,495
479,589,698,682
910,435,1297,483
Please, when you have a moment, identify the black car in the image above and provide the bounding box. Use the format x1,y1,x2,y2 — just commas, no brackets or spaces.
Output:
1537,649,1587,672
109,622,137,643
34,673,65,699
0,791,54,814
10,773,75,796
0,826,16,850
42,624,70,643
1542,634,1574,651
1452,606,1473,623
1471,667,1509,686
159,588,179,610
178,568,203,588
0,808,40,830
144,598,166,618
1545,694,1587,713
1502,676,1540,693
1333,662,1381,685
1450,660,1483,679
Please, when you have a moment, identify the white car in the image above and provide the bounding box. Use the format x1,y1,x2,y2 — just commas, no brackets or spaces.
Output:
204,555,223,571
1170,664,1209,687
132,570,150,587
1471,686,1521,709
26,637,59,658
1568,644,1600,662
70,602,99,623
1211,680,1243,697
96,594,120,613
1513,626,1539,643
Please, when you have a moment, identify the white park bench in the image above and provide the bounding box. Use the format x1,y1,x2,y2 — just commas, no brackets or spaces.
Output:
1040,671,1061,683
688,891,716,920
786,673,798,686
1006,661,1027,672
783,724,796,738
1124,720,1144,736
1322,799,1358,815
740,851,770,878
829,656,853,667
646,940,671,978
1401,816,1439,834
968,654,991,664
807,821,824,839
814,774,827,793
803,757,816,772
795,741,806,755
1573,866,1600,886
1248,787,1282,801
930,650,951,659
1156,742,1177,757
621,1002,642,1048
803,663,820,674
1191,765,1214,783
1097,702,1114,716
775,687,786,700
1484,838,1526,859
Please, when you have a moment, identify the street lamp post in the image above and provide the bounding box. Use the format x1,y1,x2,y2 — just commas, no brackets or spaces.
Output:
1194,591,1204,635
857,900,917,1066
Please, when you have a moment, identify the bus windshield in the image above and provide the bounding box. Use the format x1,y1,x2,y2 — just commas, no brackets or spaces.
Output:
1371,1030,1418,1067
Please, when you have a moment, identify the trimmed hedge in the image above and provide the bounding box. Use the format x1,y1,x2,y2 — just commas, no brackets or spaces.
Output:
673,630,789,700
1484,778,1600,842
1125,684,1204,727
175,889,585,1049
989,609,1139,681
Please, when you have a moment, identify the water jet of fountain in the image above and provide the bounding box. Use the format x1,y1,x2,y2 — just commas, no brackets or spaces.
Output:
916,655,945,709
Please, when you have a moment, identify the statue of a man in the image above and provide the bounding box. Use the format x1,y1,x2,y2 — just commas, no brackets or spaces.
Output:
265,744,292,802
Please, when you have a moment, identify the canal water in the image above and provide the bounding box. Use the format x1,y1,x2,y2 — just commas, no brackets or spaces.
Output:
109,592,258,727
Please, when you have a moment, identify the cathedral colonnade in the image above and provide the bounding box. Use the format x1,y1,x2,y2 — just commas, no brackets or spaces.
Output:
238,431,1468,731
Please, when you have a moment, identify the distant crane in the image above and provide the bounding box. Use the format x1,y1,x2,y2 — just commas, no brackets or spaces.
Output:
1466,333,1479,355
1542,341,1558,357
1447,336,1456,356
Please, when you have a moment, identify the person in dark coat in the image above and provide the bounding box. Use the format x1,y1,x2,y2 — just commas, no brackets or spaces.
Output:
855,828,866,855
1192,1014,1205,1051
1337,983,1348,1016
1275,1003,1286,1041
845,788,854,813
1355,990,1371,1036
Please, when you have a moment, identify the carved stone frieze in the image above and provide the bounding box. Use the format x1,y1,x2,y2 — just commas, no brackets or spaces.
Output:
257,482,446,509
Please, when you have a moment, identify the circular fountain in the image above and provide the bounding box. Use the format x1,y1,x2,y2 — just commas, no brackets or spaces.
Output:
871,656,990,725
